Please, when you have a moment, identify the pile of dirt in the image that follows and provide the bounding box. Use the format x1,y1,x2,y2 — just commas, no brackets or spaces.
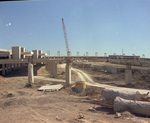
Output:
0,76,7,82
62,85,103,98
37,66,50,76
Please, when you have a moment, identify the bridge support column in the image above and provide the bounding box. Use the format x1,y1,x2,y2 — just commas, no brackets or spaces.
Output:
125,63,132,85
16,63,18,70
9,64,12,72
53,62,57,78
46,62,57,78
28,63,34,85
6,64,9,74
20,63,23,69
2,64,5,76
50,62,57,78
12,64,15,71
66,63,71,85
13,63,16,71
18,63,21,70
22,63,25,68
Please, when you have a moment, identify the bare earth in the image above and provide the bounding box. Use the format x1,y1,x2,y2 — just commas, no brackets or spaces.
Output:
0,64,150,123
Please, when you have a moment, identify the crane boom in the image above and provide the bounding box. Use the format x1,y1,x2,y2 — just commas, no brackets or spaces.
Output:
62,18,70,57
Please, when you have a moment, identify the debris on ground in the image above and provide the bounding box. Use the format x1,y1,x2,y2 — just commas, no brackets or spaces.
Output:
6,93,14,98
38,84,63,92
24,83,32,88
56,116,63,121
91,98,113,109
114,112,122,118
74,112,85,122
88,107,97,112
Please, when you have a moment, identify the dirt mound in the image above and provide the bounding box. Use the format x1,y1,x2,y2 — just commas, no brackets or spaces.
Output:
0,76,7,82
62,85,103,97
37,66,50,76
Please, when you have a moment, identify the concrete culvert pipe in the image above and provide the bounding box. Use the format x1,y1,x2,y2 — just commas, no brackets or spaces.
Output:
114,96,150,116
101,88,141,101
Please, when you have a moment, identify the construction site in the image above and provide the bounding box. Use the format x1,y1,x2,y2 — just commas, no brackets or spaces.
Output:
0,18,150,123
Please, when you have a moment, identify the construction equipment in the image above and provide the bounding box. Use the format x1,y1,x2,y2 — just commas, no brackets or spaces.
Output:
62,18,73,63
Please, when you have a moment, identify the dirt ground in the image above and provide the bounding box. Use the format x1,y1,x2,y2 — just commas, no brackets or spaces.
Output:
72,62,150,90
0,65,150,123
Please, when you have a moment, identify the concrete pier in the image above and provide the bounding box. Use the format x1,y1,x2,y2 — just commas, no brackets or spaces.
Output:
52,62,57,78
13,63,16,71
16,63,18,70
9,64,12,72
6,64,9,74
28,63,34,84
66,63,71,85
125,63,132,85
46,62,57,78
2,64,5,75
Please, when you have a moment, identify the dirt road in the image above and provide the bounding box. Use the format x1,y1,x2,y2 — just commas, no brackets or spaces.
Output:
71,67,150,94
36,64,150,94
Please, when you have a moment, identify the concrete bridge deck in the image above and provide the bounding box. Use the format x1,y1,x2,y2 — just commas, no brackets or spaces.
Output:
0,58,65,76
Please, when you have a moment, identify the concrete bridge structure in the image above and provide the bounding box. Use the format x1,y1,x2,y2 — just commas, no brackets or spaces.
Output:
0,46,65,76
1,46,150,77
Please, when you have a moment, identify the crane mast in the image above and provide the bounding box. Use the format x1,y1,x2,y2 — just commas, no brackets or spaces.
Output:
62,18,70,57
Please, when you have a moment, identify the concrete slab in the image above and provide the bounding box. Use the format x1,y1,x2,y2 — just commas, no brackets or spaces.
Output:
38,84,63,91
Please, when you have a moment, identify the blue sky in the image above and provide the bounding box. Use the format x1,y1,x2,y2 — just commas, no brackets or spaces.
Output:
0,0,150,57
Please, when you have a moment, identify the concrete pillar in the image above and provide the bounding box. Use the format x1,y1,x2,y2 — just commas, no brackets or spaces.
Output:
9,64,12,72
2,64,5,75
53,62,57,77
21,63,25,68
20,63,22,68
28,63,34,85
45,62,50,71
18,63,21,70
15,63,18,70
49,62,57,78
22,63,26,68
13,63,16,71
125,63,132,85
66,63,71,85
6,64,9,74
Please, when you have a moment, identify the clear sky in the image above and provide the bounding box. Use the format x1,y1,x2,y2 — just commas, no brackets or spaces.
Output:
0,0,150,57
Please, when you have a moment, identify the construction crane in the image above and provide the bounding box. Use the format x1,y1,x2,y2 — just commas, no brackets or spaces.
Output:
62,18,72,63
